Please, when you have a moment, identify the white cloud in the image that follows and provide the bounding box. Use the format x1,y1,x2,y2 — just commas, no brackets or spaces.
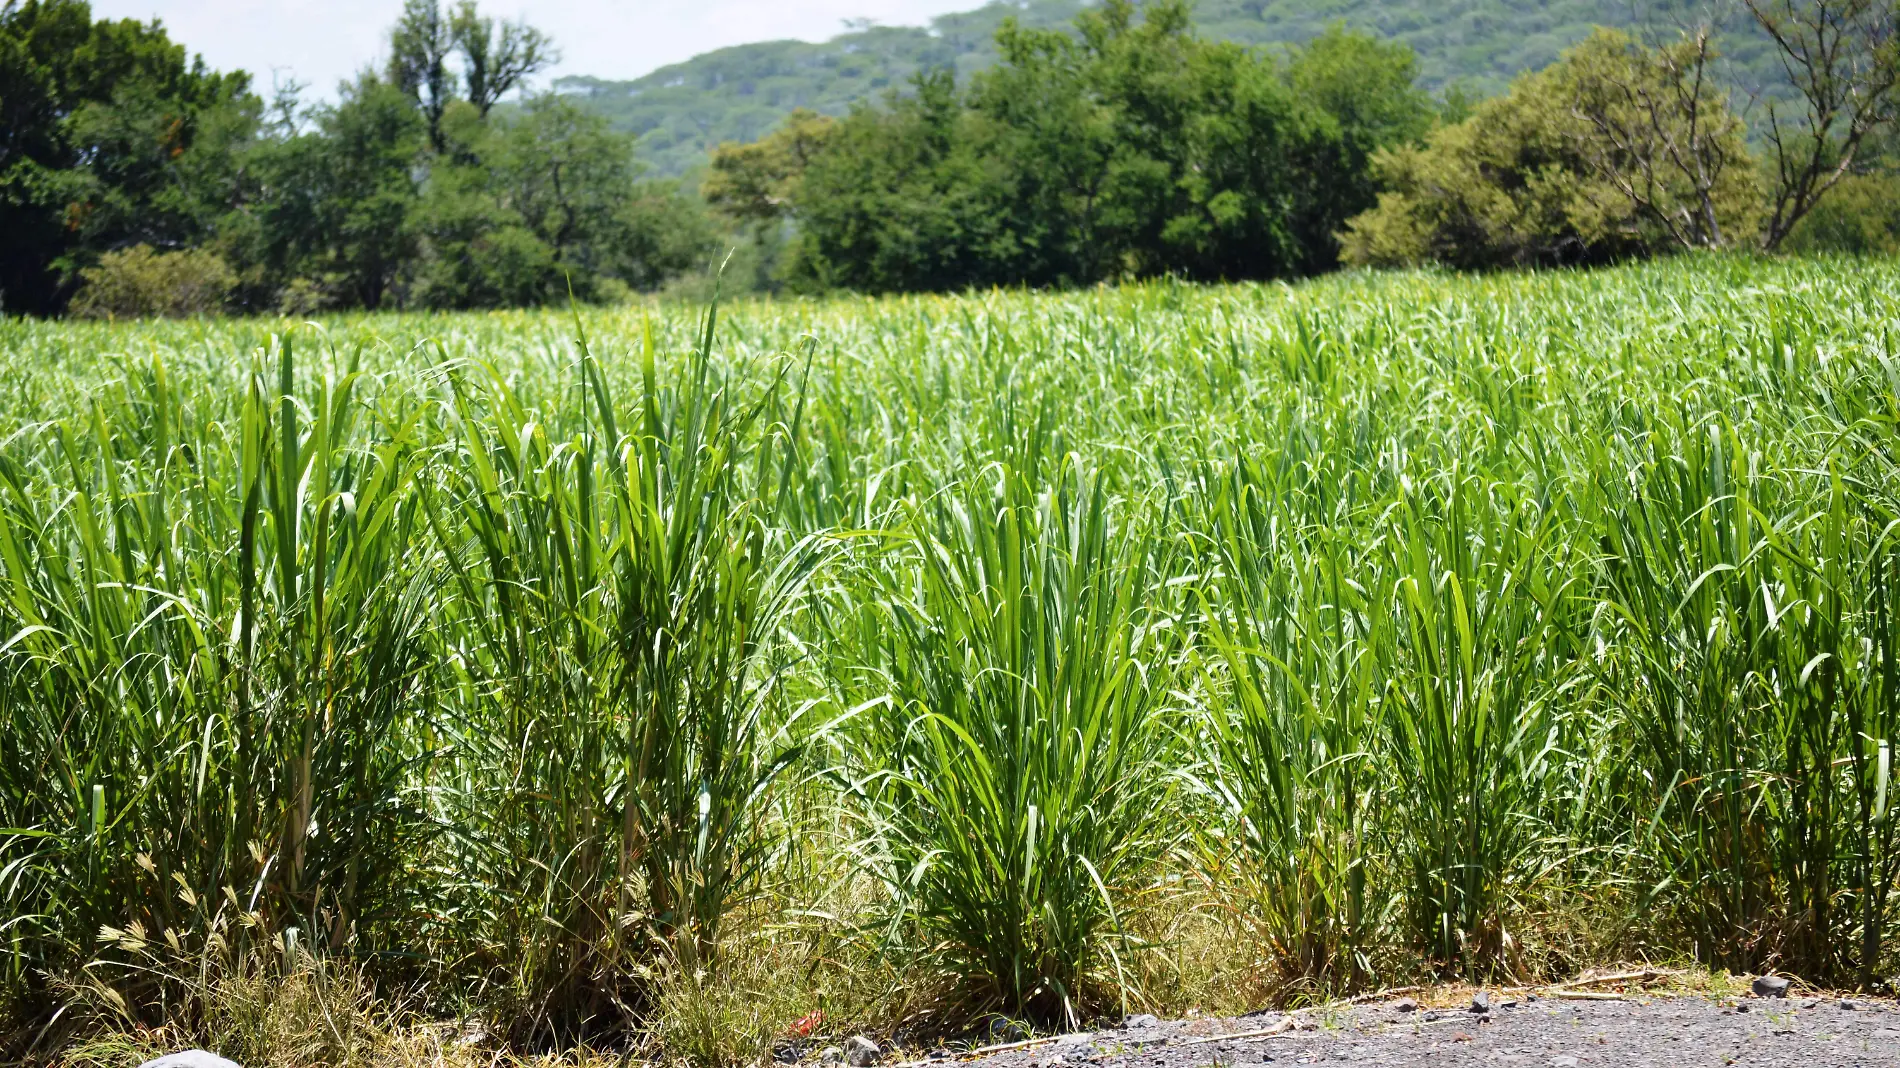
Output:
89,0,981,98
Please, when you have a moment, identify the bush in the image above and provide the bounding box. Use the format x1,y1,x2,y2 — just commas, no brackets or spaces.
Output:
69,245,237,319
1783,172,1900,255
1342,29,1759,269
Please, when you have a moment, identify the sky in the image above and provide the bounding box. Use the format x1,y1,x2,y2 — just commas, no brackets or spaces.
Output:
88,0,978,97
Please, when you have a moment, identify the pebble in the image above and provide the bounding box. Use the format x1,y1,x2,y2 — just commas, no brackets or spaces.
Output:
819,1046,845,1064
1124,1014,1160,1029
1391,998,1418,1013
1841,999,1859,1010
845,1035,881,1067
1751,974,1790,998
1469,991,1491,1014
1550,1058,1579,1068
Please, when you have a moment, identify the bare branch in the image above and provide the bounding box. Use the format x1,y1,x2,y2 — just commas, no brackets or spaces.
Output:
452,0,558,117
1743,0,1900,248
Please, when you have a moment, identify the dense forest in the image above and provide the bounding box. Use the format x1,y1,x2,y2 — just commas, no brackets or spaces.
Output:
0,0,714,316
2,0,1896,317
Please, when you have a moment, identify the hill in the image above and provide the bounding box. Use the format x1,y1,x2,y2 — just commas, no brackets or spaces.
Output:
560,0,1785,178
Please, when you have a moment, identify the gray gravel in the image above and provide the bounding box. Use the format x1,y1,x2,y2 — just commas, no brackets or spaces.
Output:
954,996,1900,1068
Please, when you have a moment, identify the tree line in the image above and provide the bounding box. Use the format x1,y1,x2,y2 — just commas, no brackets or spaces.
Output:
4,0,1898,316
713,0,1900,290
707,0,1435,291
1,0,713,317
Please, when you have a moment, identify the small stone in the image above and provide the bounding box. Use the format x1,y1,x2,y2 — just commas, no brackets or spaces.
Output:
1422,1011,1442,1022
774,1042,803,1064
844,1035,881,1067
1841,999,1859,1010
1469,991,1492,1014
1550,1058,1579,1068
819,1046,844,1065
1501,999,1519,1009
1392,998,1418,1013
1736,1002,1750,1013
1751,975,1791,998
138,1055,242,1068
1802,999,1818,1009
1123,1014,1159,1030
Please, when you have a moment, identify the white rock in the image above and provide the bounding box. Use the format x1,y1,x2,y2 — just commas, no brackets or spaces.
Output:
138,1054,242,1068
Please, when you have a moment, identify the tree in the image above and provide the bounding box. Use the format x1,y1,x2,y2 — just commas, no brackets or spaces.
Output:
786,70,1010,292
451,0,554,117
771,0,1432,292
389,0,553,150
1743,0,1900,249
1341,29,1760,268
1281,25,1435,268
249,74,427,310
703,107,835,225
1784,170,1900,252
1560,27,1755,249
388,0,454,151
412,94,713,307
0,0,254,314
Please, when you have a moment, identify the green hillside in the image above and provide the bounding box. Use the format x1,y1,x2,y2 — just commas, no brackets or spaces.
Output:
560,0,1784,177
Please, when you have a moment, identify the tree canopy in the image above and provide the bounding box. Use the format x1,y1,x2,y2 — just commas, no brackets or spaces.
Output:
711,0,1434,293
1,0,713,316
0,0,251,314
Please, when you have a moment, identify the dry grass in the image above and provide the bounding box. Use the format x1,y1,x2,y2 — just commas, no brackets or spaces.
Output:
57,967,478,1068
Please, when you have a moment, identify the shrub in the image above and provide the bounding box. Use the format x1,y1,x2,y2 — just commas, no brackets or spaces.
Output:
1783,171,1900,255
1342,29,1759,268
69,245,237,319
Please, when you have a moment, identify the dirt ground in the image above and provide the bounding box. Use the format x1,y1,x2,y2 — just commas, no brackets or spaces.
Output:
949,992,1900,1068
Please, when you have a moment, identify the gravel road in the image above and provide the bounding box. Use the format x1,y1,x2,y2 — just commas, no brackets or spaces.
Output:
954,994,1900,1068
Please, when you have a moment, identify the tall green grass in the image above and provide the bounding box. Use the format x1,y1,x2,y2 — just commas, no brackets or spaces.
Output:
830,459,1180,1024
5,256,1900,1053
